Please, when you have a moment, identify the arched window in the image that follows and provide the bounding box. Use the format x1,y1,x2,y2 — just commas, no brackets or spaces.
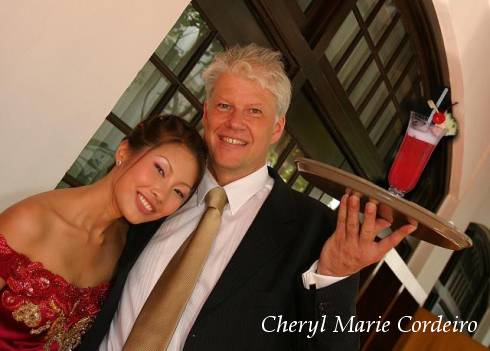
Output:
59,0,450,254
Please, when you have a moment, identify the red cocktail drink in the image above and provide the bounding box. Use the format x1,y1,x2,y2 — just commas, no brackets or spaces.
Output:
388,112,446,196
388,134,436,192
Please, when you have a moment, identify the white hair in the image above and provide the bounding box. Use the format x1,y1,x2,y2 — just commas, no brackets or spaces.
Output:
202,43,292,117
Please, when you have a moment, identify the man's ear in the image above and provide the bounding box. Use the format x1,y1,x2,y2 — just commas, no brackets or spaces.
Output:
202,101,209,125
115,139,131,164
271,115,286,144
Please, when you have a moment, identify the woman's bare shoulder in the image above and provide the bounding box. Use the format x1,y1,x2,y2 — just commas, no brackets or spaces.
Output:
0,193,54,251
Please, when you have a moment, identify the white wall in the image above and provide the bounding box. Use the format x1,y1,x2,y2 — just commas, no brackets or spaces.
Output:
408,0,490,295
472,180,490,229
0,0,190,210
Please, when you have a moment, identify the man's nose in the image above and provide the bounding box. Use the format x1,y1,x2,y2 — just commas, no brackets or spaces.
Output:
227,109,246,129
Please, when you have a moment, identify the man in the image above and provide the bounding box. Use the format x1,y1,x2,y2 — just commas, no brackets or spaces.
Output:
79,44,416,350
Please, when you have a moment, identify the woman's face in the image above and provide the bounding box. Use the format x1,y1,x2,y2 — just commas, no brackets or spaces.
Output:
114,142,200,224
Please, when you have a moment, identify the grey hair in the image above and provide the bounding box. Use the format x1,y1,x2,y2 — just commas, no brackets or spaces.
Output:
202,43,292,117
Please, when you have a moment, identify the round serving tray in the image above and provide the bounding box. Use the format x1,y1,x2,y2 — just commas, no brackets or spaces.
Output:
296,157,472,251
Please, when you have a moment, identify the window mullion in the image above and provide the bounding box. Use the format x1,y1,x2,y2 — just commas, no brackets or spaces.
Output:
334,30,363,72
392,56,416,92
367,94,391,132
385,35,409,72
288,170,300,186
374,13,401,51
357,75,384,114
352,5,402,124
106,112,133,135
273,139,297,171
346,55,375,95
177,31,217,82
149,55,204,115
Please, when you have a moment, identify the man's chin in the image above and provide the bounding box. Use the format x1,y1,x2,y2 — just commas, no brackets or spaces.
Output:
210,160,244,173
211,159,268,175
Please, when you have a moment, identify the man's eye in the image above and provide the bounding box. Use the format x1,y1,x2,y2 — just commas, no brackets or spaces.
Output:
155,164,165,177
249,108,262,115
217,103,231,110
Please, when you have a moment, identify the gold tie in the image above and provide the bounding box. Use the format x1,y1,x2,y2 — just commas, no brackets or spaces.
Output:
123,187,228,351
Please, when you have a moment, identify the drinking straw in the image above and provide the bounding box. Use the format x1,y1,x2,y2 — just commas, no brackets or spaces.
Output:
427,88,449,125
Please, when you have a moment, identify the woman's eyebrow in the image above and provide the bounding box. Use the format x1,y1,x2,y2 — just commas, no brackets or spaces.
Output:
181,183,192,189
157,155,172,173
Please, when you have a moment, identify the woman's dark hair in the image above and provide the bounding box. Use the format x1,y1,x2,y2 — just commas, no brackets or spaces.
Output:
125,114,207,190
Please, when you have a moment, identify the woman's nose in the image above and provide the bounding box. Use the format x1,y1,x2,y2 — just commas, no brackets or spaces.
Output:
151,186,167,205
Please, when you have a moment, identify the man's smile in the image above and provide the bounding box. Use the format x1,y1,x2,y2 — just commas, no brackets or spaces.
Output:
219,135,248,146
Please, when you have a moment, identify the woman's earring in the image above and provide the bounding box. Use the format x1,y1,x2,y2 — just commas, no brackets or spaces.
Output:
116,160,122,166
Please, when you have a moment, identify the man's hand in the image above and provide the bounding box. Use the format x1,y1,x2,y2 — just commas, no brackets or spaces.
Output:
317,192,418,276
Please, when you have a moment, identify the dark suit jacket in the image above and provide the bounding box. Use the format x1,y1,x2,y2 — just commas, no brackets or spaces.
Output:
79,168,359,351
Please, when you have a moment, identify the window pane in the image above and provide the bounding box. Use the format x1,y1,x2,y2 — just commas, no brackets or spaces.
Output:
183,39,224,102
112,61,170,127
297,0,313,12
349,60,381,109
388,41,412,85
278,146,304,183
407,64,422,94
359,83,389,126
368,0,397,45
395,63,419,102
67,121,125,185
369,102,396,144
292,175,309,192
56,181,71,189
378,20,406,64
320,193,340,210
308,186,323,200
325,12,360,68
154,5,210,74
395,76,412,103
267,132,292,167
357,0,378,20
337,38,370,88
379,118,403,161
162,91,198,122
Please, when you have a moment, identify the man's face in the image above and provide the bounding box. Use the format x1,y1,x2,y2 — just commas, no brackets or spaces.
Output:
202,72,285,184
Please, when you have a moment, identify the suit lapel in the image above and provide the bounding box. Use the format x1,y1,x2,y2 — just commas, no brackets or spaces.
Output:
114,220,162,278
199,168,298,314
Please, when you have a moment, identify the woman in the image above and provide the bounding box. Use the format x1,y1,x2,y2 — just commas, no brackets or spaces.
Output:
0,115,207,350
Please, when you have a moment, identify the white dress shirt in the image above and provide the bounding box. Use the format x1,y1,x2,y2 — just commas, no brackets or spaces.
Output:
99,165,345,351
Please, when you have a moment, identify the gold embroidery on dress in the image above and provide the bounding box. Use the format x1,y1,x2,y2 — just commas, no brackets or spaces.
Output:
12,299,93,351
43,300,93,351
12,301,42,328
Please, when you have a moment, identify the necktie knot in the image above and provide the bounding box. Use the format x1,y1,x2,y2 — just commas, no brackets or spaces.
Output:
205,187,227,214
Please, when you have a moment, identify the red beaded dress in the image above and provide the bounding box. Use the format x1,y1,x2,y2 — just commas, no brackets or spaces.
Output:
0,234,109,350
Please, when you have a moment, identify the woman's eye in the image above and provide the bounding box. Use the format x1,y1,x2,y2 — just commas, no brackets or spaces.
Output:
155,164,165,177
174,189,185,199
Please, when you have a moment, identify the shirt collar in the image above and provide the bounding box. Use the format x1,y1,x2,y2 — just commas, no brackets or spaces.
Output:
196,165,270,215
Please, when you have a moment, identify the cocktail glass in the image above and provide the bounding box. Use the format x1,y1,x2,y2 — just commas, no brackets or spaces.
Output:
388,111,446,197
